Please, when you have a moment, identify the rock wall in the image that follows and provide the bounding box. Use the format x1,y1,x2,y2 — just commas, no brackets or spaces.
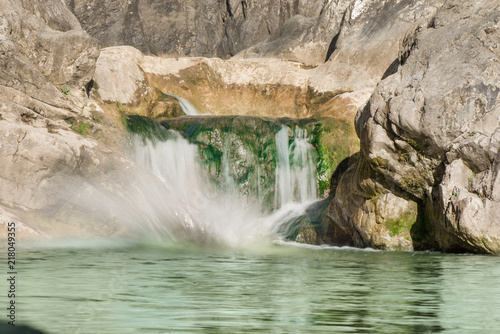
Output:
64,0,345,65
91,45,368,120
328,0,500,253
0,0,135,238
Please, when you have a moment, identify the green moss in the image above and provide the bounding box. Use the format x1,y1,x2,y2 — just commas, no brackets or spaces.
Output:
399,152,410,164
310,118,357,197
406,138,425,153
128,115,357,210
71,121,90,135
125,115,175,143
401,177,426,194
369,188,383,206
369,157,395,172
306,86,336,108
386,211,417,237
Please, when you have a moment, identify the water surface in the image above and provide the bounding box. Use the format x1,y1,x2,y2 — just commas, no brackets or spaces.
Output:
9,241,500,333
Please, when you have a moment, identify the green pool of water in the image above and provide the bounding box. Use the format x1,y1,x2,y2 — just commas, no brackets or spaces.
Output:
5,241,500,333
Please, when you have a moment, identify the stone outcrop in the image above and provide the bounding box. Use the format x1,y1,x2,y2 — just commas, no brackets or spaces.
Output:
328,0,500,253
92,46,367,120
0,0,132,238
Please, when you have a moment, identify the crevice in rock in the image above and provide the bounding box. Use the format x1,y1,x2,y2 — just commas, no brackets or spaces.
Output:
381,58,399,80
241,1,247,19
85,79,94,97
324,31,340,62
67,0,75,12
293,0,300,14
410,203,438,251
12,131,27,163
324,10,347,63
226,0,233,17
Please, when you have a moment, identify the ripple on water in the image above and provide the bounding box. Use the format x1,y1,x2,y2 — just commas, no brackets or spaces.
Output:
11,242,500,334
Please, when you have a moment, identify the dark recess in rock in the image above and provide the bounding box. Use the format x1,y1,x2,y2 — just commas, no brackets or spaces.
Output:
226,0,233,17
325,31,339,63
85,79,94,97
381,58,399,80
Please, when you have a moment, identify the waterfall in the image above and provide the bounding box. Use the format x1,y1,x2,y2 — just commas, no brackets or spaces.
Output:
275,125,318,208
130,132,269,245
123,124,319,246
164,93,201,116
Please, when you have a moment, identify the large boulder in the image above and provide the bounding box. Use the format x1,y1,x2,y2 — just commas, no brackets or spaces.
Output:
328,0,500,253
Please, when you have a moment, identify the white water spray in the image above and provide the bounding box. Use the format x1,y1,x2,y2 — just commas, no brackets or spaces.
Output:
126,129,318,246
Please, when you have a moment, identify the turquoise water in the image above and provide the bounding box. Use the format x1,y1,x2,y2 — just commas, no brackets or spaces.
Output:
7,241,500,333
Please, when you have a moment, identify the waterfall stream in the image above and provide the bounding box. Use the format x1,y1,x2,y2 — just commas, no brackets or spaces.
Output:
275,125,317,208
128,123,320,246
163,94,201,115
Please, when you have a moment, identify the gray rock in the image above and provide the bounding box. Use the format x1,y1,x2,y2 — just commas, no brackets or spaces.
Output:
329,0,500,253
1,0,99,91
65,0,346,65
0,0,133,238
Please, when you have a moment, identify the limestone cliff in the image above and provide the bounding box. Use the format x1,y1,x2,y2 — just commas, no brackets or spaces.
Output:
0,0,133,238
64,0,346,66
328,0,500,253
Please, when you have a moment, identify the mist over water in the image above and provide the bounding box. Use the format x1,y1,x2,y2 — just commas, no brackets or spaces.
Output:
124,127,319,247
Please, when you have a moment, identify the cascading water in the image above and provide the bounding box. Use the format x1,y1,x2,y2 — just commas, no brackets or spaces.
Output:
125,121,321,246
130,132,269,246
275,125,318,208
164,93,201,116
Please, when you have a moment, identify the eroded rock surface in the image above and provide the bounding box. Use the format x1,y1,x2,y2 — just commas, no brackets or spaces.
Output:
92,46,364,119
65,0,345,65
328,0,500,253
0,0,133,238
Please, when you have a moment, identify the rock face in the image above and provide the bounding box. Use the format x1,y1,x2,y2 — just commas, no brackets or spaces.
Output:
92,46,366,120
88,0,446,122
65,0,346,65
328,0,500,253
0,0,133,238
